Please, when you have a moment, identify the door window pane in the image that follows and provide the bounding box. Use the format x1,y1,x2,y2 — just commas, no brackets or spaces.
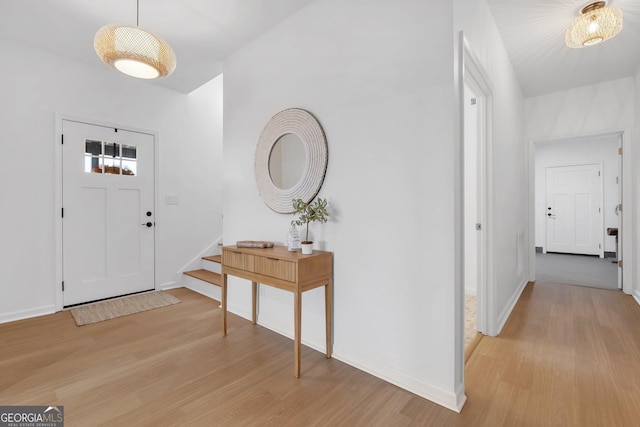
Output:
122,160,136,176
122,145,136,159
84,140,137,176
121,144,137,176
85,156,103,174
85,140,102,155
104,157,121,175
105,142,120,157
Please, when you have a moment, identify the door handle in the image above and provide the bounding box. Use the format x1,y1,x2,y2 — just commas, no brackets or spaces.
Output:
142,222,153,227
547,213,556,218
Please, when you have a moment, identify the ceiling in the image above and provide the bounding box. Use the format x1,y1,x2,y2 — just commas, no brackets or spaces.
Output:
0,0,315,93
487,0,640,97
1,0,639,97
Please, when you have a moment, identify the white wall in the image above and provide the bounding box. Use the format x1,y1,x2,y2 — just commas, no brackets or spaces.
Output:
222,0,527,411
525,78,634,142
455,0,528,334
0,39,223,322
224,0,463,411
535,136,620,253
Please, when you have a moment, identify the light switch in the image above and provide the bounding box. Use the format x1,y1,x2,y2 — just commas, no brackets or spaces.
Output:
165,195,180,205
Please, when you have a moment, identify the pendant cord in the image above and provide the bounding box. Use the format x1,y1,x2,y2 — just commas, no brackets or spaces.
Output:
136,0,139,26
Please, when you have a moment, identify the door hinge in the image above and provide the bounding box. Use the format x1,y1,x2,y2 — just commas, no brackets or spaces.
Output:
598,171,601,176
599,243,601,249
62,281,65,291
618,260,623,268
475,223,482,231
618,147,623,155
618,203,622,212
470,98,477,105
61,208,64,218
61,134,64,145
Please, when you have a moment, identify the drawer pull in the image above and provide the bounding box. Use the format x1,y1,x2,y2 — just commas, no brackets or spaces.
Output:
267,257,279,261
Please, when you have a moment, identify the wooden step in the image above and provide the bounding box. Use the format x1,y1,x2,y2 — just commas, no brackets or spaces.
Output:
183,269,222,286
202,255,221,264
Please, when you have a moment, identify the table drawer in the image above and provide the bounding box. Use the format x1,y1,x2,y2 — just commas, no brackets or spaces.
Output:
257,257,296,282
224,250,256,272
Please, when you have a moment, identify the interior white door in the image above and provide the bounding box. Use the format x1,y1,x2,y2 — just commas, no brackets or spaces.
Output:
545,164,602,256
62,120,155,306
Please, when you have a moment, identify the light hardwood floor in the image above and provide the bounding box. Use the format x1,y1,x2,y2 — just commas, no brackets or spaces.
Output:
2,283,640,426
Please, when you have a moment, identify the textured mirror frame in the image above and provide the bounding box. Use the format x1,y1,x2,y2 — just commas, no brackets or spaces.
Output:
255,108,328,213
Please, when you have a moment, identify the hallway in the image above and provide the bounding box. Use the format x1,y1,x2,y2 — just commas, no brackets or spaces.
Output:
535,252,618,290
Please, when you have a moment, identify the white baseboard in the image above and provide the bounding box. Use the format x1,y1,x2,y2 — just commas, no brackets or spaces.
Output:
251,311,464,412
257,312,328,355
0,305,56,325
454,382,467,412
633,289,640,306
226,302,254,323
159,281,180,290
332,343,464,413
181,272,465,413
496,278,529,335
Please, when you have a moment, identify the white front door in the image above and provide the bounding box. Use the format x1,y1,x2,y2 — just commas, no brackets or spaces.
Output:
545,164,602,256
62,120,155,306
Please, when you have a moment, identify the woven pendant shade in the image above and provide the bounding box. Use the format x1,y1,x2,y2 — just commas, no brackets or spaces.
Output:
94,24,176,79
566,2,623,48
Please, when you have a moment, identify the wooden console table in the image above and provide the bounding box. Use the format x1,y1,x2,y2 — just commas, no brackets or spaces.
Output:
221,245,333,378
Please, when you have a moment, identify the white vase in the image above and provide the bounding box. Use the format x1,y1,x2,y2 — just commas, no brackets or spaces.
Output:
300,242,313,255
287,227,299,252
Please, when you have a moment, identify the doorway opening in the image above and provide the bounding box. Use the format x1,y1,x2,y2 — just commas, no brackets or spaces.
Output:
463,82,482,359
460,36,493,363
532,133,622,291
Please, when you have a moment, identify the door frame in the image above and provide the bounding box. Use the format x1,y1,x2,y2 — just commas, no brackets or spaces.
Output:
455,32,494,408
462,76,490,336
459,36,493,337
544,162,604,257
54,114,160,311
527,130,633,295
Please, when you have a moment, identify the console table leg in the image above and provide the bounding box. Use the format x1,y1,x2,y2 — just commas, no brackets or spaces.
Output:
325,279,332,358
222,273,228,336
252,281,258,325
294,290,302,378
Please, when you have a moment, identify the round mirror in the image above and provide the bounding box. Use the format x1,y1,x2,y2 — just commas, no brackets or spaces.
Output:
268,133,306,190
255,108,328,213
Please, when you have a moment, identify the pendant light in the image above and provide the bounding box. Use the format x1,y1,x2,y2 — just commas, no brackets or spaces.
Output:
94,0,176,79
566,1,623,48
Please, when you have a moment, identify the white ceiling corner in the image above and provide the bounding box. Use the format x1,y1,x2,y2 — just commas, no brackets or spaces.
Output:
0,0,316,94
487,0,640,97
1,0,639,97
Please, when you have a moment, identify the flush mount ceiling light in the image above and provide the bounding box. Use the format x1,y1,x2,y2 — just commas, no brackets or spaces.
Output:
94,0,176,79
566,1,623,48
